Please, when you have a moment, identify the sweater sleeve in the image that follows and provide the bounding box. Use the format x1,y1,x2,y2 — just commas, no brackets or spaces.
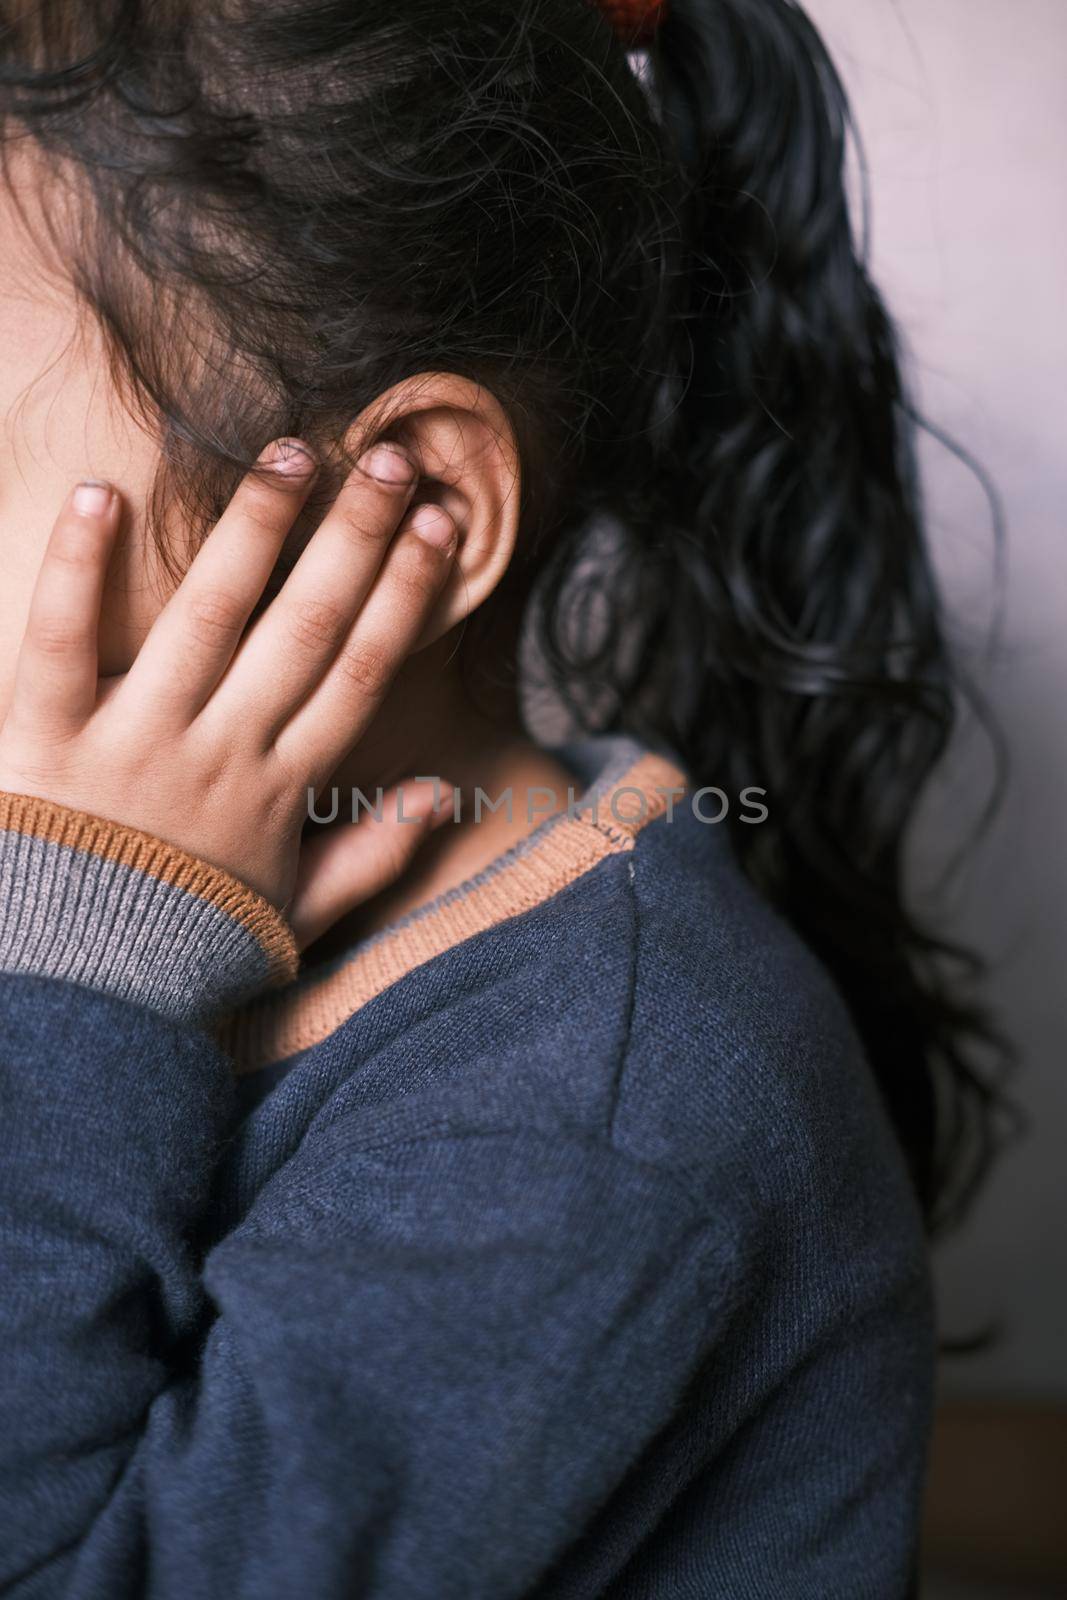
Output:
0,791,298,1025
0,968,721,1600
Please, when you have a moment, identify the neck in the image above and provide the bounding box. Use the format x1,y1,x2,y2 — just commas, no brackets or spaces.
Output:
307,647,578,960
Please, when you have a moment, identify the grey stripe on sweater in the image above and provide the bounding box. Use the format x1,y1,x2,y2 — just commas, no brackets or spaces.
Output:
0,829,273,1022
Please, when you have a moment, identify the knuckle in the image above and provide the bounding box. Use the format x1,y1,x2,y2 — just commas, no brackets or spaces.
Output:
30,616,90,656
286,596,347,653
390,538,444,600
264,779,302,833
185,589,247,646
49,529,107,570
336,639,393,697
335,490,396,546
238,480,300,534
197,752,234,800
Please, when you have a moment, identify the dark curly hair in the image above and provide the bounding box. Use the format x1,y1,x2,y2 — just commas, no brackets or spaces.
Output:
0,0,1011,1229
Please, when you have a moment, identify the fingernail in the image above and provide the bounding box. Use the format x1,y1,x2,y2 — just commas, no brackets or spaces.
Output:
357,443,416,486
260,438,317,476
408,503,456,551
72,480,112,516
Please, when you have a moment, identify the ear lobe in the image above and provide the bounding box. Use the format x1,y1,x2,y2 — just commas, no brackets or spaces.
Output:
350,372,521,646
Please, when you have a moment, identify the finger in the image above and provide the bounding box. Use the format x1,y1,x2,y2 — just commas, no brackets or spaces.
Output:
288,779,454,950
121,439,318,718
11,480,121,732
217,442,418,733
275,501,456,786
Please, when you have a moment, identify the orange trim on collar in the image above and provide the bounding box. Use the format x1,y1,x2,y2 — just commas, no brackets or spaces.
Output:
217,752,685,1073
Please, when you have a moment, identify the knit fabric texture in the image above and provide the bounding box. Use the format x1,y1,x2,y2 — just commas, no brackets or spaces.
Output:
0,790,297,1019
0,737,933,1598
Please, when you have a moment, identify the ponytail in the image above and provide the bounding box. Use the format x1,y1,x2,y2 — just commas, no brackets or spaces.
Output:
540,0,1009,1230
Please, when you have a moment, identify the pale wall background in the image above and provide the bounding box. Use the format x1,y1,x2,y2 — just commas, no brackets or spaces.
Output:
804,0,1066,1398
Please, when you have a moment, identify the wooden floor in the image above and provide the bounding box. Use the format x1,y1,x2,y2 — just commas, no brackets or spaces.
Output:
923,1578,1064,1599
921,1399,1067,1593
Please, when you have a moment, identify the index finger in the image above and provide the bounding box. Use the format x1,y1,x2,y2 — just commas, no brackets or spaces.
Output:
208,442,418,735
119,439,319,720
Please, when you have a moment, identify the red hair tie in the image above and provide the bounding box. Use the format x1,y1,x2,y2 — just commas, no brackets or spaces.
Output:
595,0,668,48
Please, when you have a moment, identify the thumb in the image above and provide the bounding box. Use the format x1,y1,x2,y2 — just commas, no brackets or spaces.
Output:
288,778,455,952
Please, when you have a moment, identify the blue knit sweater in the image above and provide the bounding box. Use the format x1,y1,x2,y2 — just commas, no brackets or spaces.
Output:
0,738,932,1598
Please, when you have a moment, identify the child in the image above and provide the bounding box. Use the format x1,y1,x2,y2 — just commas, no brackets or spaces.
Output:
0,1,998,1595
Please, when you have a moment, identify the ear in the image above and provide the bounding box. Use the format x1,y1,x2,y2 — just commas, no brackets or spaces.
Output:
348,372,521,645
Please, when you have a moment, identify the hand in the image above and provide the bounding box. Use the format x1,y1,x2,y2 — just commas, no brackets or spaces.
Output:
0,439,457,947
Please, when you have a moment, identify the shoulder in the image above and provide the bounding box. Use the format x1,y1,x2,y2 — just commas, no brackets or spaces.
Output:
254,738,920,1246
402,776,910,1223
619,799,872,1157
238,766,929,1338
601,800,928,1286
